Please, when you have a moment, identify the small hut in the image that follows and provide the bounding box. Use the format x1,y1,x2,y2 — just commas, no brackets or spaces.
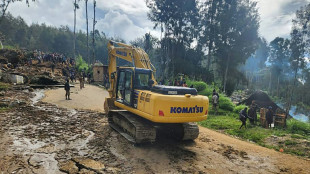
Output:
240,90,287,127
92,61,108,83
240,90,279,112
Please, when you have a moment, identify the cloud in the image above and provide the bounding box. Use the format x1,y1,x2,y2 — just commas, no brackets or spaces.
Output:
256,0,309,42
6,0,309,43
6,0,159,42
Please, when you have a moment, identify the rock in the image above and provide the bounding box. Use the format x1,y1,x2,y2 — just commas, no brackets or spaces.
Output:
78,168,96,174
29,75,61,85
28,155,43,168
72,157,105,173
0,101,9,107
8,99,26,107
59,160,79,174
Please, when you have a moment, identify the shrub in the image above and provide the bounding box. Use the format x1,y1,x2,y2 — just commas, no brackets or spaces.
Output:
287,119,310,136
192,81,207,92
75,55,89,72
198,87,213,96
0,82,10,91
233,104,247,114
219,94,235,111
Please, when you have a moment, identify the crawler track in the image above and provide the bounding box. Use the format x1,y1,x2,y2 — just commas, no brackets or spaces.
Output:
108,111,157,143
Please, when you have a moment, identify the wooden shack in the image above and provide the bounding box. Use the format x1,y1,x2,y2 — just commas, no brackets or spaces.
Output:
92,62,108,82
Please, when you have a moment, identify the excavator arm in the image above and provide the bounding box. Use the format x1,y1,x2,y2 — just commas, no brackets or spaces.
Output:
107,40,157,97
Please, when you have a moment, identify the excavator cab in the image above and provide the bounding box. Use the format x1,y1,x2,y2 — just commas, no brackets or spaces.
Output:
115,67,153,108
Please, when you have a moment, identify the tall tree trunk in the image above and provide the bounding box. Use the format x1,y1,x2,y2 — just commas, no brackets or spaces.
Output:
73,0,77,59
92,0,96,63
277,76,280,97
223,53,230,93
0,40,3,49
85,0,89,65
268,70,272,94
286,66,299,127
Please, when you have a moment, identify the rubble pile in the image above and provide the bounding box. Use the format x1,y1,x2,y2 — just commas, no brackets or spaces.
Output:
1,60,66,86
0,49,25,66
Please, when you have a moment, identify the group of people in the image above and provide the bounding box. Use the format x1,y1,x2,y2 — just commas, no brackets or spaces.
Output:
31,50,75,66
239,103,273,129
159,78,189,87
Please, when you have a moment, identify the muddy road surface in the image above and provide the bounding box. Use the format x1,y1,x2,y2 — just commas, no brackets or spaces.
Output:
0,86,310,174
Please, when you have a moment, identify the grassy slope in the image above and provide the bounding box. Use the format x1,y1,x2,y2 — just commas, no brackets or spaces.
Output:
199,110,310,158
186,80,310,158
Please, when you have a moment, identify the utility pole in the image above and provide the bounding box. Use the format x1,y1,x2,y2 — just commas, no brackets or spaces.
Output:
73,0,78,59
92,0,96,64
85,0,89,65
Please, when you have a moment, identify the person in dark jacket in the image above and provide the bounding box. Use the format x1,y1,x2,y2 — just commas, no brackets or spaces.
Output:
266,106,274,128
239,107,252,129
248,102,257,125
65,79,71,100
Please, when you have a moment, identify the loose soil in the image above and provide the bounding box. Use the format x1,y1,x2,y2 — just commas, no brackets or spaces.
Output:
0,85,310,174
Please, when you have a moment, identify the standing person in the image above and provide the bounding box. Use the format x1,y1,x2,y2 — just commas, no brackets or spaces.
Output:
79,75,83,90
51,62,55,74
183,81,188,87
212,92,219,115
65,79,71,100
82,71,86,88
239,107,252,129
174,79,179,86
168,80,172,86
248,101,258,125
266,106,274,128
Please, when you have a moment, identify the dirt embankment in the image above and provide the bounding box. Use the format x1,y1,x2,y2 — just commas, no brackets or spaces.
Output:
0,86,310,174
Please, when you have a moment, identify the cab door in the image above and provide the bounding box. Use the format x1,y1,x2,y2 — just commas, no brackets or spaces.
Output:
116,69,133,107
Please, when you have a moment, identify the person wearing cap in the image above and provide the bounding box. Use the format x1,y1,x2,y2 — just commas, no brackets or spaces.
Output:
266,106,274,128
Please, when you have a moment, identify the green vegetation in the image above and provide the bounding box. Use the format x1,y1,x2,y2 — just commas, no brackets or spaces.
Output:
75,55,89,72
0,82,10,91
199,109,310,158
287,119,310,136
233,104,247,114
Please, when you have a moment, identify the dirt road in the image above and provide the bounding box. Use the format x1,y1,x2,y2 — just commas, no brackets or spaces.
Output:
1,86,310,174
43,83,109,112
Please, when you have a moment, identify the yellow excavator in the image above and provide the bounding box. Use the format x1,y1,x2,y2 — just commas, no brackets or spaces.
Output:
104,40,209,143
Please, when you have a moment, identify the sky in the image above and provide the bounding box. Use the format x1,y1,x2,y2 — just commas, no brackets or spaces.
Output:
6,0,310,42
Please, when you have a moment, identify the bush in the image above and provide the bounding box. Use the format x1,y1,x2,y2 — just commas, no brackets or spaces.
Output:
219,94,235,111
0,82,10,91
198,87,213,96
192,81,207,92
75,55,89,72
287,119,310,136
233,104,247,114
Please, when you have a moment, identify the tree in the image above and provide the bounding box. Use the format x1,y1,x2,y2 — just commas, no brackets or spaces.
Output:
269,37,291,96
212,0,260,94
199,0,219,71
0,0,34,23
73,0,80,59
146,0,200,77
92,0,96,63
285,3,310,120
